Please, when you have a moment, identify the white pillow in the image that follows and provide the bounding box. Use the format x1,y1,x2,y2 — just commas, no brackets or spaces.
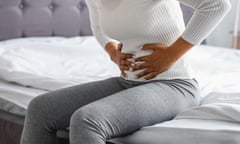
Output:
0,36,120,90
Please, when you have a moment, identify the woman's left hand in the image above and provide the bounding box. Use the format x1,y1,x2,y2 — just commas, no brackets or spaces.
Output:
130,43,179,80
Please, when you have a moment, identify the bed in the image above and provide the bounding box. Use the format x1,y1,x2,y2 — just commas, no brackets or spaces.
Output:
0,0,240,144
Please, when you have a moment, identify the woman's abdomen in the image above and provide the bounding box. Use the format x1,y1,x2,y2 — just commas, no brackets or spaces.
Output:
120,38,194,82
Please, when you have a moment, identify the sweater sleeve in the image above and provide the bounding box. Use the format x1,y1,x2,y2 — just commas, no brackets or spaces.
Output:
177,0,231,45
85,0,119,49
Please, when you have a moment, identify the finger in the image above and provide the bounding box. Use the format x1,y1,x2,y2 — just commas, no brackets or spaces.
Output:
134,55,149,62
118,43,123,49
131,63,148,71
121,71,127,78
141,46,155,51
121,53,135,59
142,43,165,48
124,60,135,67
129,62,137,71
135,68,153,79
120,60,126,65
141,43,167,51
120,60,134,66
120,68,128,77
120,65,130,71
120,57,136,67
144,71,158,80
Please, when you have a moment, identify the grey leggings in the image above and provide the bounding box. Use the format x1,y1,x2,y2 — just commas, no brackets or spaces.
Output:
21,76,200,144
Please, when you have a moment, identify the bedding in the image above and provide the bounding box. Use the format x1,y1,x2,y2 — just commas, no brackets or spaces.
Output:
0,36,120,91
109,119,240,144
109,102,240,144
0,36,240,115
0,36,239,92
185,45,240,101
0,36,121,116
176,103,240,122
0,79,47,116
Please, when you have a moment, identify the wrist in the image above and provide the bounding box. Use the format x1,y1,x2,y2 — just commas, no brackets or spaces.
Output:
105,41,121,63
168,37,194,60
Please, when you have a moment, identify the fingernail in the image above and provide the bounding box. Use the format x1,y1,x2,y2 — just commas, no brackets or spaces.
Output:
131,63,135,66
129,59,134,63
130,58,135,63
129,67,133,72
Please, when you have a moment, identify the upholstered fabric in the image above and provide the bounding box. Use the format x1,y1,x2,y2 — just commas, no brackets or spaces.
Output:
0,0,92,40
180,4,193,26
0,0,194,41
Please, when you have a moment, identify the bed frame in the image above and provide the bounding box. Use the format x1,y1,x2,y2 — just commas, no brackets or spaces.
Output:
0,0,196,143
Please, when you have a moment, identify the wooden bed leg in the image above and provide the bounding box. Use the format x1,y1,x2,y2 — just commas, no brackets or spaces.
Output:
0,118,23,144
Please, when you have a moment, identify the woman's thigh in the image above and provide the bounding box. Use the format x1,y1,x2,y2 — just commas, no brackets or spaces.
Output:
25,76,127,130
70,79,200,139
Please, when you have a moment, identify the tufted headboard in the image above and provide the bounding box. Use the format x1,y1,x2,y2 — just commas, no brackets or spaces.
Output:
0,0,194,41
0,0,92,40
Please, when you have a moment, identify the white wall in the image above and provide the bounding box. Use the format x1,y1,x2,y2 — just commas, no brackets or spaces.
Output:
206,0,237,48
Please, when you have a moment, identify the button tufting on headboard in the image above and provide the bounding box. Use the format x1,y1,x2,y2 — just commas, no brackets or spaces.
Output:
0,0,93,41
48,3,54,10
19,4,24,9
78,1,86,11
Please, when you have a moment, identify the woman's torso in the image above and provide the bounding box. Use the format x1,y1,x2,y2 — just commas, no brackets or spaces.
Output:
98,0,194,81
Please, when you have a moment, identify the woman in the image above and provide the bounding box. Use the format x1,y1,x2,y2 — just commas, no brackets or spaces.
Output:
21,0,231,144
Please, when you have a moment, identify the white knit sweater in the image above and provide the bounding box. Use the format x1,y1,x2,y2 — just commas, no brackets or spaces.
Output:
86,0,231,81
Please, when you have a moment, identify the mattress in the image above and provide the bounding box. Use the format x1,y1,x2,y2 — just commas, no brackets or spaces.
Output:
108,119,240,144
0,79,47,116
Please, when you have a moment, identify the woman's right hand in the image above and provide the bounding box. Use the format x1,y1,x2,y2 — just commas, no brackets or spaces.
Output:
105,41,135,78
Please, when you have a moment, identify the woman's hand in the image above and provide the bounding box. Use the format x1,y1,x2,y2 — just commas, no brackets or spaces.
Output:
130,43,178,80
105,41,135,77
131,37,194,80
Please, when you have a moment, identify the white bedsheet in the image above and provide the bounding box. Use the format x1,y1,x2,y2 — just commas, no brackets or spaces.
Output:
109,119,240,144
0,79,47,109
0,36,120,91
176,103,240,122
185,45,240,100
